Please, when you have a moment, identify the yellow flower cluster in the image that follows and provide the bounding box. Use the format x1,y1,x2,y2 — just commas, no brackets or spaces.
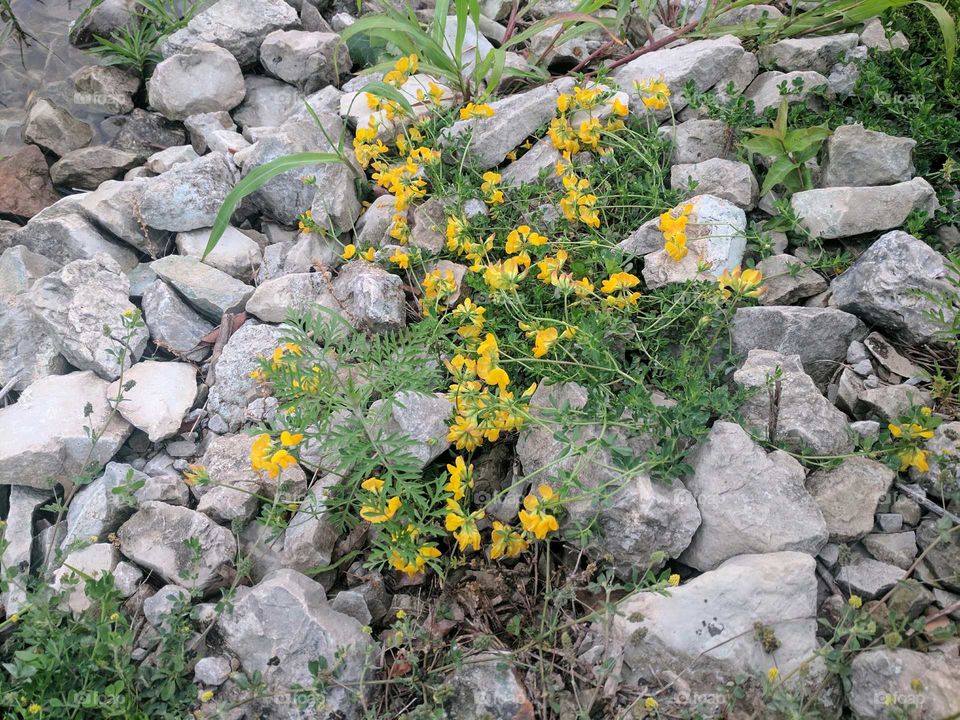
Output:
422,268,458,315
518,484,560,539
460,102,496,120
889,413,935,471
659,203,693,261
635,77,670,111
717,267,766,300
359,476,403,523
559,174,600,228
388,524,442,576
518,321,575,358
251,431,302,479
481,171,504,205
383,53,418,87
600,271,642,309
548,84,628,156
372,159,428,211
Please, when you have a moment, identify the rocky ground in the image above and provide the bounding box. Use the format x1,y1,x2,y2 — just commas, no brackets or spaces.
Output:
0,0,959,718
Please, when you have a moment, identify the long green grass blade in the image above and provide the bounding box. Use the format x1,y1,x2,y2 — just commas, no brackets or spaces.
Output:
917,0,957,69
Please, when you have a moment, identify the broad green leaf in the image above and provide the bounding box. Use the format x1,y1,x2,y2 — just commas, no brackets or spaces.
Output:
783,126,832,153
760,155,799,196
741,135,785,156
203,153,343,259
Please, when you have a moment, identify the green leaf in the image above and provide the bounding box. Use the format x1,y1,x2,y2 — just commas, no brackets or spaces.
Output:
773,98,788,139
760,155,799,196
203,152,343,260
783,125,832,154
917,1,957,70
741,135,784,156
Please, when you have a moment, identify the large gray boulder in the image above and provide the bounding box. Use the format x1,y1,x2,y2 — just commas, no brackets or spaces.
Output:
208,323,285,431
74,180,166,257
141,280,215,361
758,33,859,74
331,261,406,333
831,230,954,345
731,305,867,386
0,372,132,489
216,569,376,719
22,99,94,157
806,457,895,542
680,421,827,570
149,43,246,120
233,75,304,129
138,153,237,233
367,391,454,469
670,158,758,210
118,501,237,592
260,30,350,92
791,177,937,239
821,125,915,187
176,226,263,280
49,146,141,191
516,382,700,571
658,119,733,164
848,648,960,720
755,253,827,306
611,552,821,697
441,652,535,720
734,350,853,455
245,272,342,323
108,361,198,442
161,0,300,66
27,254,148,381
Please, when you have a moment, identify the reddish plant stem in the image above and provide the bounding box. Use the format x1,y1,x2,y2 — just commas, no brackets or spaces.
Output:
502,0,520,44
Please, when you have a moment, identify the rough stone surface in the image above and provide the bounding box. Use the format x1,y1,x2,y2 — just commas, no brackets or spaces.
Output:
831,230,953,345
145,145,200,174
208,323,284,431
821,125,915,187
246,272,342,323
367,391,453,469
759,33,860,74
0,145,60,220
641,194,747,288
50,146,141,190
331,261,405,332
863,532,917,570
118,501,237,592
849,648,960,720
917,519,960,593
195,656,232,686
149,42,246,120
141,280,215,361
836,558,907,598
612,552,820,691
1,486,51,615
108,361,197,442
744,70,832,113
162,0,300,66
232,75,304,129
71,65,139,115
670,158,758,209
517,382,700,572
27,254,148,380
74,180,165,257
441,652,535,720
735,350,853,455
854,383,933,422
176,226,263,280
806,458,895,542
859,18,910,52
51,544,119,615
138,153,236,233
659,119,733,164
730,306,867,386
791,177,937,240
62,462,146,550
216,569,375,719
151,255,254,321
23,99,93,157
107,109,187,161
756,253,828,306
911,421,960,498
260,30,350,92
143,584,190,629
681,421,827,570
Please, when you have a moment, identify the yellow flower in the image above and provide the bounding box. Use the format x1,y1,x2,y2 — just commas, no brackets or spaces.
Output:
251,434,296,478
199,690,215,703
897,447,929,472
460,103,496,120
573,84,602,109
445,456,474,500
483,257,526,293
518,484,560,540
718,267,766,300
28,704,42,715
532,327,559,358
481,171,504,205
668,574,680,587
635,77,670,111
341,243,357,260
361,476,384,493
559,174,600,228
416,81,445,106
280,431,303,447
490,521,528,559
767,667,780,683
644,697,658,711
888,423,934,440
611,97,629,117
665,233,688,262
476,333,510,390
577,117,602,151
445,499,485,552
360,494,402,524
389,213,410,244
389,249,410,269
447,414,485,451
556,93,571,113
536,249,568,283
601,271,642,309
451,298,485,332
9,613,19,623
848,594,863,609
361,247,376,262
422,268,458,312
505,225,548,260
659,203,693,262
548,116,579,154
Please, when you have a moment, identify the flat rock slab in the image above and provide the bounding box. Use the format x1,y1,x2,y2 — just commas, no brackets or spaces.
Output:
151,255,254,321
109,361,198,442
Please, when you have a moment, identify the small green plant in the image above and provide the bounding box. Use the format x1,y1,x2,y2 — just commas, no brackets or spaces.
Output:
741,98,832,197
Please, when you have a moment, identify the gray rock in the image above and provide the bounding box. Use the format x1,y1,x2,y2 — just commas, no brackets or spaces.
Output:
441,652,535,720
877,513,904,533
849,648,960,720
143,584,190,629
0,372,132,489
118,501,237,592
62,462,146,550
756,253,827,305
863,532,916,570
151,255,254,321
863,332,922,379
409,198,449,254
176,226,263,280
145,145,200,174
139,153,237,233
730,306,867,386
836,558,907,598
11,196,139,270
617,216,664,257
107,108,188,161
232,75,304,129
500,137,562,188
278,475,341,577
613,36,747,118
917,519,960,592
23,99,94,157
734,350,853,455
859,18,910,52
612,552,820,692
670,158,758,209
759,33,859,74
911,421,960,498
658,119,733,164
831,230,952,345
806,458,895,542
113,560,144,597
310,166,362,236
50,146,141,190
826,45,868,96
744,70,832,114
439,80,572,169
260,30,351,92
331,260,405,332
854,383,932,422
367,391,453,469
216,569,375,719
184,111,236,153
141,280,215,361
51,544,119,615
136,473,190,506
821,125,915,187
73,180,163,257
641,194,747,289
355,194,398,247
108,361,197,442
208,323,284,431
791,177,937,240
71,65,139,115
517,381,700,572
246,272,342,323
69,0,136,46
195,656,232,686
330,590,372,626
1,486,51,615
27,254,148,380
681,421,827,570
147,42,246,120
